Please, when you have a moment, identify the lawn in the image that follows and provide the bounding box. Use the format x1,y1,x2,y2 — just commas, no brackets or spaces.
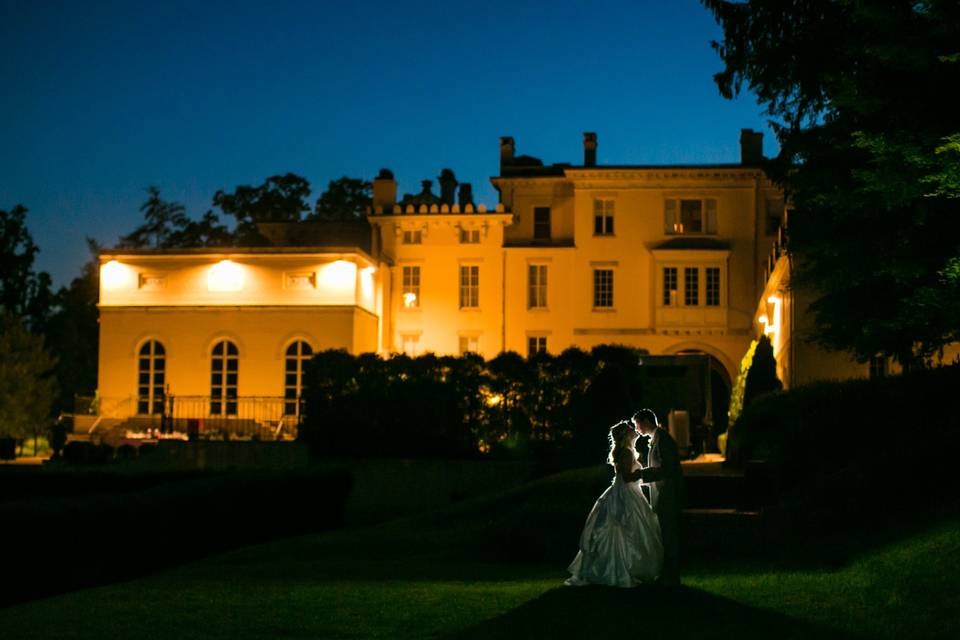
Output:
1,466,957,639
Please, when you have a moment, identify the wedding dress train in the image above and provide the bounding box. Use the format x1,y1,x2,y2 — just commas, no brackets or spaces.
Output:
566,473,663,587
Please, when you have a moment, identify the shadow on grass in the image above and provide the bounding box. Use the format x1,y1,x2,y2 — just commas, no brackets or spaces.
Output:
448,585,862,640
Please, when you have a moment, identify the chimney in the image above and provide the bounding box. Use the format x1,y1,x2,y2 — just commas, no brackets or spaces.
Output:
740,129,764,165
438,168,458,205
583,132,597,167
372,168,396,213
458,183,473,207
499,136,515,173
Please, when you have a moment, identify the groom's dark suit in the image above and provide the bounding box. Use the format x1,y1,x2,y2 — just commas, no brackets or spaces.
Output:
639,427,683,585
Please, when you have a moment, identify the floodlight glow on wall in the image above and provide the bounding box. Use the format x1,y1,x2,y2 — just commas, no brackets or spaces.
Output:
101,260,134,290
207,260,244,292
317,260,357,290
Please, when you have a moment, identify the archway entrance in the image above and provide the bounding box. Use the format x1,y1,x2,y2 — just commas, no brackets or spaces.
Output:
675,349,732,452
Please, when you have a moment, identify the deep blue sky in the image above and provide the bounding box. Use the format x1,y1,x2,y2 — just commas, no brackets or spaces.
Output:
1,0,776,286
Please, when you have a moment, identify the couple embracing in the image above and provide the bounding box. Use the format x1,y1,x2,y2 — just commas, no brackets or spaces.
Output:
566,409,683,588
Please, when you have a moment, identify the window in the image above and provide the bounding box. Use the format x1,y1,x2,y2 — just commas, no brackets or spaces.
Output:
869,355,888,379
528,264,547,308
401,334,419,356
284,341,313,416
210,340,238,416
663,267,678,306
684,268,699,306
593,269,614,308
706,267,721,306
664,198,717,235
402,230,422,244
137,340,165,415
459,335,479,355
402,266,420,308
593,199,615,235
459,265,479,308
528,336,547,356
533,207,551,240
459,228,480,244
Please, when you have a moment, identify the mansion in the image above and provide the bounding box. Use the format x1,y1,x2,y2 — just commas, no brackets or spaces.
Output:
89,129,878,439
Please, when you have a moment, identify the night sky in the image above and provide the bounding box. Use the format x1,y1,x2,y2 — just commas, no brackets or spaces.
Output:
1,0,776,286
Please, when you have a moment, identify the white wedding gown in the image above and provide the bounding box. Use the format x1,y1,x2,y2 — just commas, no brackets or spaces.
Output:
566,454,663,587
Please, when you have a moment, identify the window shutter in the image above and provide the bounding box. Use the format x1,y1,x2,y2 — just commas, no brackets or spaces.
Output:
664,199,677,234
705,199,718,234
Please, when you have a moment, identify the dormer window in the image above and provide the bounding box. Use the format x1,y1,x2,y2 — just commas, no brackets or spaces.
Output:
664,198,717,235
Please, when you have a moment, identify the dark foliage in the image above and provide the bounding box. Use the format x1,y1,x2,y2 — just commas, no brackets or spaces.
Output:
742,334,782,409
310,176,372,221
725,365,960,557
213,173,312,245
300,346,655,463
1,204,54,332
703,0,960,364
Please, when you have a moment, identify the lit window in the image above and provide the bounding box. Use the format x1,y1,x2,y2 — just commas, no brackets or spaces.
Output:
663,267,678,306
403,230,422,244
284,341,312,416
527,336,547,356
137,340,165,415
533,207,551,240
210,340,238,416
401,334,419,356
459,265,479,309
593,269,613,308
664,199,717,235
528,264,547,308
706,267,721,306
593,199,615,236
402,266,420,308
459,228,480,244
459,335,479,355
684,267,699,306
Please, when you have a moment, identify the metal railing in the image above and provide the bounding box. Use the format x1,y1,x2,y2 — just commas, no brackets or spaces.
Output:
161,395,301,439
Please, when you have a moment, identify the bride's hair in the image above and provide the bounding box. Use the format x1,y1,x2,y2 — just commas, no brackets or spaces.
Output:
606,420,634,467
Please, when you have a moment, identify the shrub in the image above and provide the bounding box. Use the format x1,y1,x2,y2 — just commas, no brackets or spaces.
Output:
62,441,92,465
725,364,960,535
300,345,665,462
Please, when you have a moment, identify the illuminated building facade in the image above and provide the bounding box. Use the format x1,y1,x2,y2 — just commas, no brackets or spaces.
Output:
94,129,905,437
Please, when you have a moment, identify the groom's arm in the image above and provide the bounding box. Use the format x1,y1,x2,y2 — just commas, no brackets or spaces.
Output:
638,437,681,482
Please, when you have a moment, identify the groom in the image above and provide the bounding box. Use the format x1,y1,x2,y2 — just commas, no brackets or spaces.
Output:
631,408,683,586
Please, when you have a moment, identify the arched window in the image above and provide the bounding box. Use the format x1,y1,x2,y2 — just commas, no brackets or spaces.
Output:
137,340,165,415
210,340,238,416
284,340,313,416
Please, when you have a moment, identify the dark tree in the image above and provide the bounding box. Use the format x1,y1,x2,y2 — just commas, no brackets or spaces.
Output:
44,239,100,413
0,204,53,331
742,334,782,409
118,187,190,249
703,0,960,365
166,210,234,247
310,177,372,221
0,311,57,442
213,173,312,245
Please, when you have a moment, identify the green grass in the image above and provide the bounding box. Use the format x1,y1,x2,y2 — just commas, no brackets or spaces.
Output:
1,466,957,639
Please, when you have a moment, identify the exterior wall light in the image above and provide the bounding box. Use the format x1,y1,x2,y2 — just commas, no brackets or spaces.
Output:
207,260,244,292
101,260,134,290
318,260,357,290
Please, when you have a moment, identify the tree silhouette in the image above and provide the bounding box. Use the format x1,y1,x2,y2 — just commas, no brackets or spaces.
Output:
703,0,960,365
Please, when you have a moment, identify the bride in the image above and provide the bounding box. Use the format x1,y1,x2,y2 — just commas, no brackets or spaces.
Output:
566,420,663,587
